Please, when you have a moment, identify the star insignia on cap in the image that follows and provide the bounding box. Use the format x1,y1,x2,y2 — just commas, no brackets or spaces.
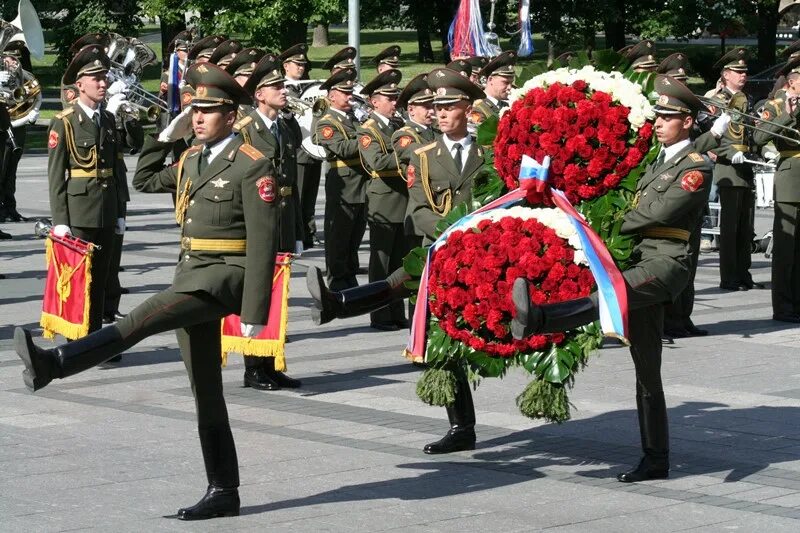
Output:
436,87,446,95
211,177,230,188
249,50,257,55
658,95,669,104
436,71,445,78
197,65,208,73
662,78,671,85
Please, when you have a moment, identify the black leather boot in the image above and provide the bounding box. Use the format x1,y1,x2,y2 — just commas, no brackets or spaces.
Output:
178,426,240,520
15,326,125,392
617,390,669,482
264,357,302,388
424,369,476,454
306,266,411,325
243,356,280,390
511,278,599,339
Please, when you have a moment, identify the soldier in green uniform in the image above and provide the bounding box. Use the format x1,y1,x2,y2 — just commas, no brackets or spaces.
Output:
753,60,800,323
234,54,304,388
323,46,357,74
708,48,761,291
374,45,401,73
392,74,436,183
224,48,265,122
470,51,516,125
623,40,658,73
208,39,242,70
158,30,192,104
15,62,278,520
281,43,322,249
61,33,110,108
512,75,712,482
314,68,369,290
357,69,407,330
305,68,487,453
47,46,124,334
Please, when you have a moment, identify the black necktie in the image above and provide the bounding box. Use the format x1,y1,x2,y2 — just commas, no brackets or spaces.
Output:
199,147,211,174
270,121,280,144
453,143,463,174
93,110,103,144
498,100,508,110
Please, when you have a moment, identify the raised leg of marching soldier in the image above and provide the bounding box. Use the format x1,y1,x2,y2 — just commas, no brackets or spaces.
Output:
15,289,241,518
298,159,322,247
771,201,800,322
718,186,757,290
663,218,707,338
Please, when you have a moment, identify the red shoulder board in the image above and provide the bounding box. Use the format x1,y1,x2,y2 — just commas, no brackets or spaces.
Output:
406,164,416,188
681,170,704,192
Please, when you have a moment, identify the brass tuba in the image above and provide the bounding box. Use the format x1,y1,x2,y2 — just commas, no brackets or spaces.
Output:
0,0,44,128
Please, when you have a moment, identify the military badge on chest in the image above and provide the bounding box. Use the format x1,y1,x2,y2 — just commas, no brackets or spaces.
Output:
257,176,276,202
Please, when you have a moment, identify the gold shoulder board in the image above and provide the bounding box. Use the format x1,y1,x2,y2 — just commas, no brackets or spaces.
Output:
234,115,253,131
55,107,75,120
688,152,704,163
239,143,264,160
413,141,438,155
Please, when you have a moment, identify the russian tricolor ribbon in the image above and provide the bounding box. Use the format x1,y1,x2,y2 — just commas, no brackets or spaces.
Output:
404,155,629,362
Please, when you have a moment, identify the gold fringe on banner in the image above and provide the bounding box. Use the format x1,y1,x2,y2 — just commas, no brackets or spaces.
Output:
40,239,93,340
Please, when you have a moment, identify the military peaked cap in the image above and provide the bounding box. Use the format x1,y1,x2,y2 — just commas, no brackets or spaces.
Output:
279,43,308,65
323,47,357,71
188,35,226,61
653,75,706,117
63,45,110,85
167,30,193,53
657,53,690,81
428,67,485,104
320,67,358,92
373,45,401,68
625,40,657,70
69,33,109,57
398,73,433,107
479,51,517,78
713,47,748,72
361,69,402,97
184,62,252,107
209,39,243,67
446,59,472,78
225,48,266,78
244,55,286,94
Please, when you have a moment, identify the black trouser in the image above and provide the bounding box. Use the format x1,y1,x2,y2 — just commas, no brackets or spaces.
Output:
298,160,322,244
664,220,702,330
103,232,124,316
324,198,367,291
718,186,754,286
0,125,25,213
72,225,116,334
772,201,800,316
368,219,407,325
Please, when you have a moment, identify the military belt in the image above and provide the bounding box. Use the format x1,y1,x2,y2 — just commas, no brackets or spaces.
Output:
780,151,800,158
371,169,401,179
331,158,362,168
279,186,292,197
180,237,247,253
71,168,114,179
731,144,749,152
641,227,690,242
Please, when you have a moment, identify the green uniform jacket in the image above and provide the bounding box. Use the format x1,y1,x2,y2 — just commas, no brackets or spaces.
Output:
621,143,712,298
234,110,304,251
133,135,279,324
314,109,369,204
708,87,753,187
471,98,500,124
358,112,406,223
392,121,436,180
407,136,485,242
752,96,800,203
47,105,122,228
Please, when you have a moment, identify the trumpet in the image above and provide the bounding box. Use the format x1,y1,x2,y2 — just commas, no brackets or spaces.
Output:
34,220,101,252
698,91,800,145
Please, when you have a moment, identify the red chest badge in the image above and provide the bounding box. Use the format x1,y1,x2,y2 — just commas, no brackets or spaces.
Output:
257,176,276,203
48,130,59,149
320,126,334,139
681,170,704,192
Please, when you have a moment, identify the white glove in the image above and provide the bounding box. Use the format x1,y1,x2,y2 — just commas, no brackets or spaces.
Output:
0,71,10,85
295,240,304,255
710,112,731,137
731,151,746,164
240,323,263,338
52,225,71,238
105,94,128,115
27,108,39,124
115,218,126,235
158,106,193,143
764,151,779,162
107,80,127,96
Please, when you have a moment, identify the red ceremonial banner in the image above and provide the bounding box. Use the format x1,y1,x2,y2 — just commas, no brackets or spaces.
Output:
220,253,293,370
40,234,95,340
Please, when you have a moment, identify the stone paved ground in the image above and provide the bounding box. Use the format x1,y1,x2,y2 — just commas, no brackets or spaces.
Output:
1,155,798,532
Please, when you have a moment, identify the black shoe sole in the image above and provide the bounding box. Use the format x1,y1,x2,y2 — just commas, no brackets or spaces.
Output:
423,442,476,455
177,509,240,520
617,471,669,483
243,378,280,391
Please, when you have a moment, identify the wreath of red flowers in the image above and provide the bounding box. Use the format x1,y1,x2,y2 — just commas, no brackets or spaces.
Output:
427,216,595,358
494,81,653,204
